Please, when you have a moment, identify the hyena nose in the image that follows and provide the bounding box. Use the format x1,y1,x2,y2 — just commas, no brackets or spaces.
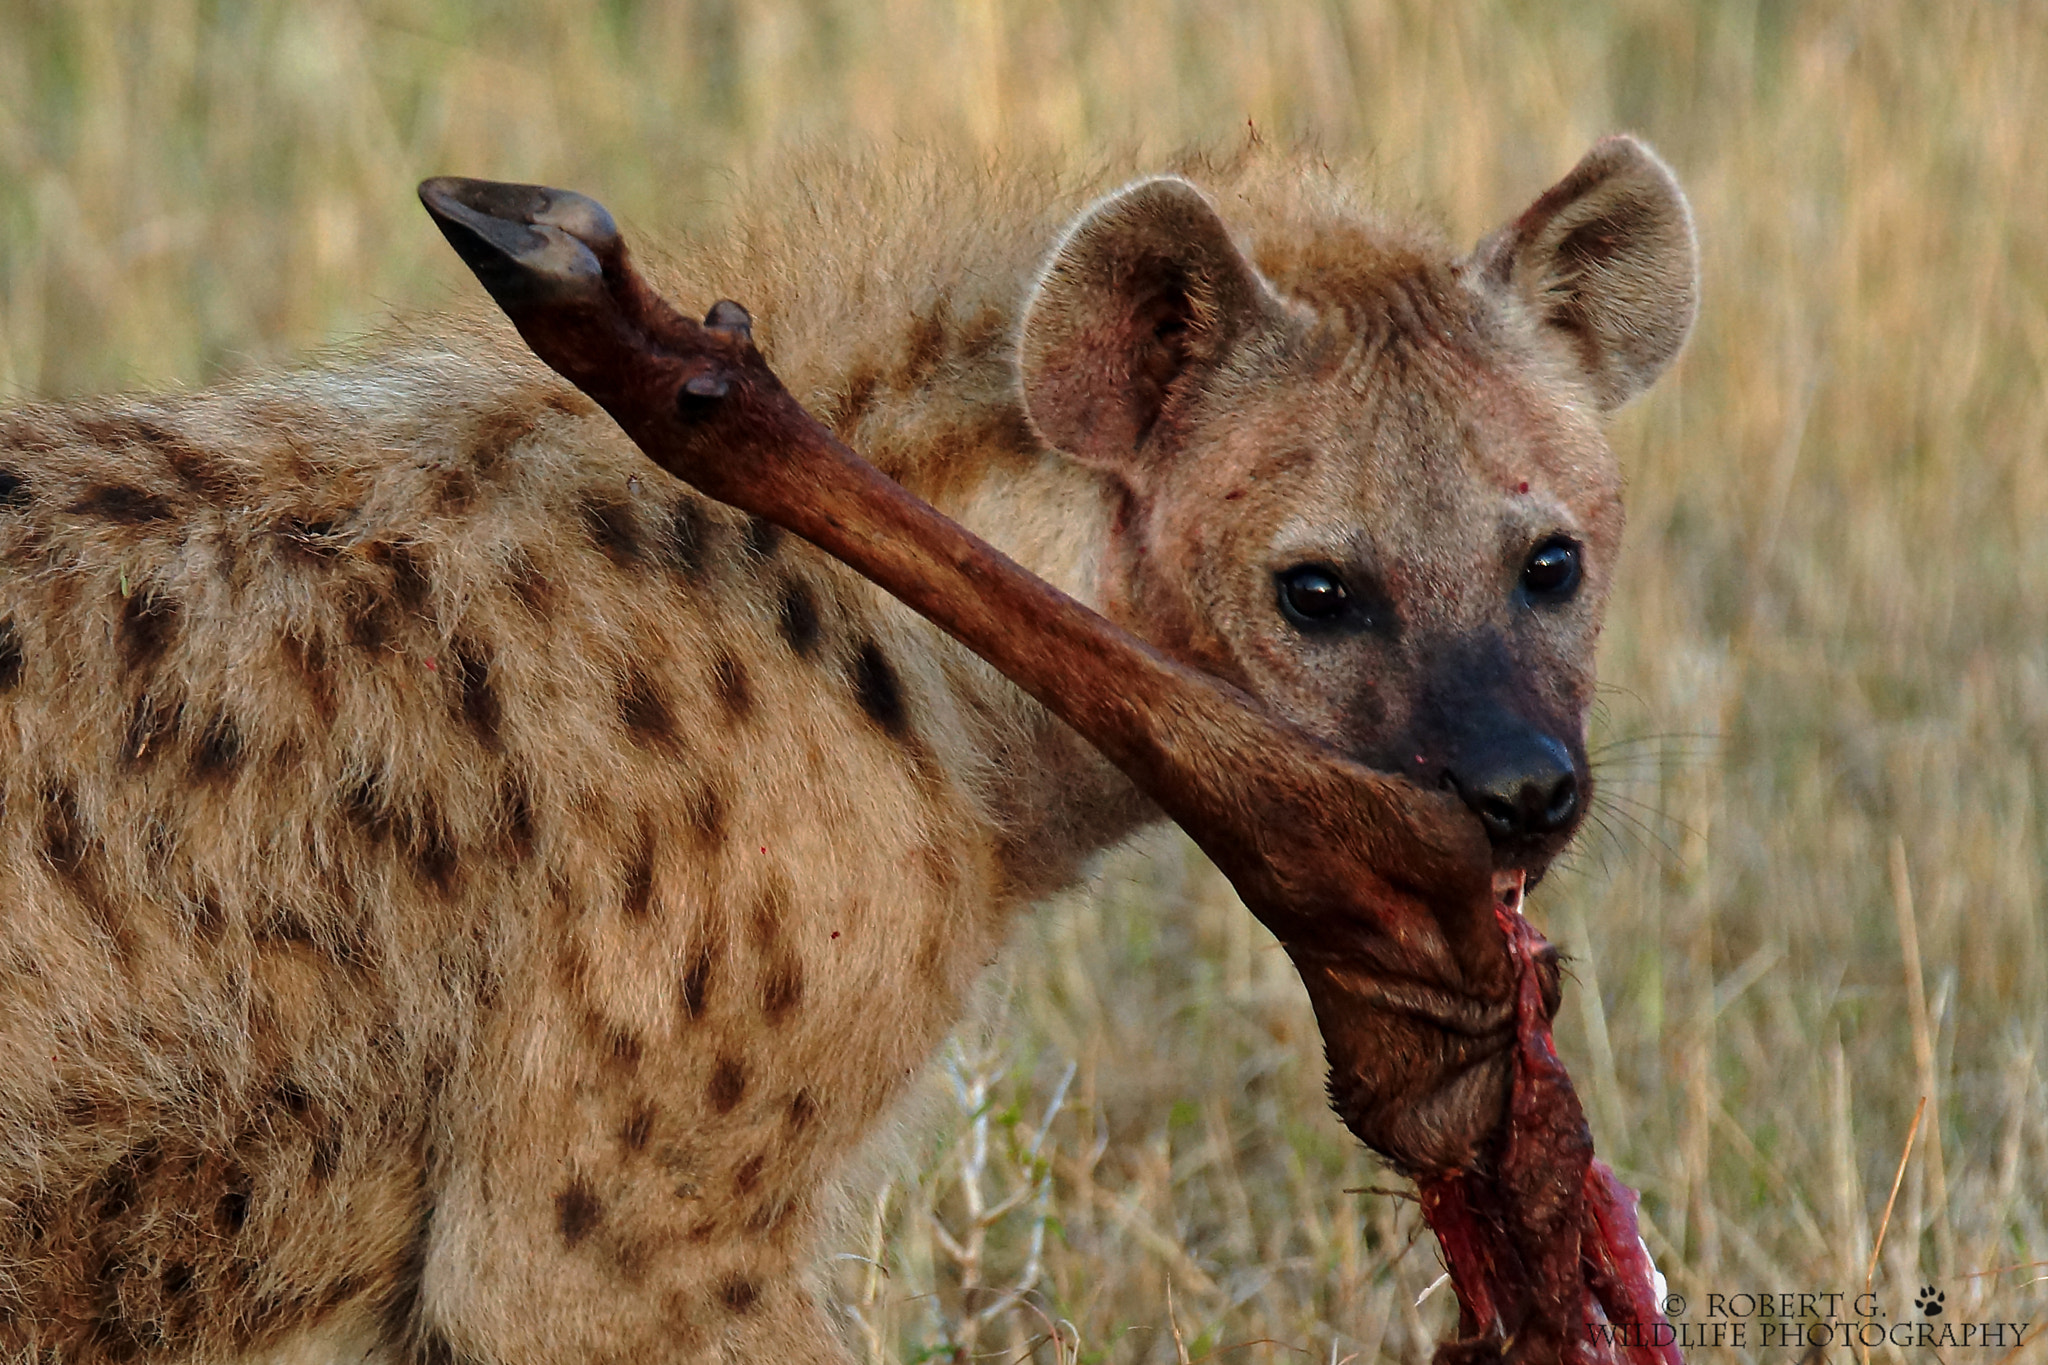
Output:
1447,734,1580,845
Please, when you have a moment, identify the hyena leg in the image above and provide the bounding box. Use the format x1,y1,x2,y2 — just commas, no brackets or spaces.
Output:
708,1279,857,1365
414,1185,855,1365
414,1046,858,1365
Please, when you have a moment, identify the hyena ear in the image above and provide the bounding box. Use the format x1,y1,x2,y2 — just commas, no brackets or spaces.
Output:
1019,177,1284,483
1469,136,1698,411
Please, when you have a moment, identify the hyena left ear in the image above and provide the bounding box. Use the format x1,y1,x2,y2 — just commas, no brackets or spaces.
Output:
1019,177,1286,486
1469,136,1699,411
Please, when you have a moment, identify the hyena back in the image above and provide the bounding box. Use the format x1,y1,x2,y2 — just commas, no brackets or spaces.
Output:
0,138,1694,1362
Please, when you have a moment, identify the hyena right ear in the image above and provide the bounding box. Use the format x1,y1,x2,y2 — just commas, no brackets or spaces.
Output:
1019,178,1285,486
1469,136,1699,411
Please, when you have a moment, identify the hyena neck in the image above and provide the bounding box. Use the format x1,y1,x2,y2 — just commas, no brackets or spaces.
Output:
895,432,1164,901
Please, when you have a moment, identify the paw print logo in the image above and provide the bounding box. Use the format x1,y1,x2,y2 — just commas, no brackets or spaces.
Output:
1914,1286,1945,1318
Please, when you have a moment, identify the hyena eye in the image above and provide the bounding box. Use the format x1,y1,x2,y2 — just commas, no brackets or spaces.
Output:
1277,564,1352,627
1521,537,1582,600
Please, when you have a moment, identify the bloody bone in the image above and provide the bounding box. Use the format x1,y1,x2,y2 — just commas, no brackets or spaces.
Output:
420,177,1682,1365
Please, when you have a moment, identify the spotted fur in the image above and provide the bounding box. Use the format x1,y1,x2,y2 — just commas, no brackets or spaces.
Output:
0,138,1693,1362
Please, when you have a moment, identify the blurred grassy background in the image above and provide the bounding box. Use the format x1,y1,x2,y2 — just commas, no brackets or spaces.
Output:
3,1,2045,1360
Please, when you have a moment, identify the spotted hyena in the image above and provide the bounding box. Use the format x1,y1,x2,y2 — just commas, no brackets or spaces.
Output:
0,136,1694,1362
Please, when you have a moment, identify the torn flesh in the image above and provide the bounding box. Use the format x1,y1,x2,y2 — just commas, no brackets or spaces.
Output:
1427,864,1683,1364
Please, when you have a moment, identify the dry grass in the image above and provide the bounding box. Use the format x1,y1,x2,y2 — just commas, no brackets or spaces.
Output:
3,1,2045,1360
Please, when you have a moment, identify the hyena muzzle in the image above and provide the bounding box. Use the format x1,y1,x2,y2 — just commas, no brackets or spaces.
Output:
0,137,1693,1362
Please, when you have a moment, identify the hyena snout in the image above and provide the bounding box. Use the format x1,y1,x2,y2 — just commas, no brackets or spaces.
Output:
1442,730,1581,847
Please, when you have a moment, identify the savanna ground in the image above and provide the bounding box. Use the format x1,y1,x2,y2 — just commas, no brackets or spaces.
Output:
2,2,2044,1360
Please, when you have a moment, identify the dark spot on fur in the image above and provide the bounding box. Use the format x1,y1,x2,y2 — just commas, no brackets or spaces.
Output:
507,547,553,617
143,419,249,502
388,543,432,613
192,710,244,782
777,579,822,658
787,1090,817,1132
343,769,460,896
355,542,432,640
580,495,642,565
463,405,540,475
707,1055,747,1113
89,1160,140,1222
958,302,1010,357
72,484,174,523
61,1088,115,1127
623,821,655,918
120,590,181,671
719,1276,761,1313
215,1177,251,1234
680,948,713,1019
191,889,225,942
342,582,395,652
275,514,343,560
852,640,908,737
898,300,949,388
688,781,727,847
543,390,591,417
42,785,90,871
162,1261,194,1298
555,1178,603,1248
451,638,501,749
498,773,536,862
255,905,318,950
280,630,337,723
424,1049,452,1103
712,653,752,721
87,1278,142,1361
585,1013,644,1069
762,957,804,1022
343,772,386,837
0,618,21,690
733,1153,764,1195
618,666,678,751
742,516,781,561
836,364,880,425
70,413,234,502
914,923,948,985
410,795,459,896
312,1126,342,1181
662,498,707,576
742,1194,801,1237
554,942,591,997
621,1101,656,1153
273,1077,312,1119
475,964,501,1012
41,784,119,948
0,467,27,508
609,1235,657,1285
751,872,791,948
433,466,478,513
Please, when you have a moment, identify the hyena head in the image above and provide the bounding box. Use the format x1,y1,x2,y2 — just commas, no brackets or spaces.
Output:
1019,137,1696,876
